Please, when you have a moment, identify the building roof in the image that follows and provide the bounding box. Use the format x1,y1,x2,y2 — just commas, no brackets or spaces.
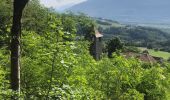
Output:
123,52,157,63
95,30,103,38
137,53,157,63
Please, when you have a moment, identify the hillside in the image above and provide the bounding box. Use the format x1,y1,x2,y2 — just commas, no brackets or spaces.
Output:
95,18,170,52
69,0,170,23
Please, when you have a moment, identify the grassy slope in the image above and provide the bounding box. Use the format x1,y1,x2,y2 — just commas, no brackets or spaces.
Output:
139,47,170,60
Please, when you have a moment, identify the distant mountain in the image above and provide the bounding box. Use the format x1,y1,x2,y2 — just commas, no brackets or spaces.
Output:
68,0,170,23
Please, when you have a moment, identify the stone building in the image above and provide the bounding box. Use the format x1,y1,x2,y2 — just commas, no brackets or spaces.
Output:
90,30,103,60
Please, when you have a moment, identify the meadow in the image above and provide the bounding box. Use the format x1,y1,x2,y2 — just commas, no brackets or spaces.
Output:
139,47,170,60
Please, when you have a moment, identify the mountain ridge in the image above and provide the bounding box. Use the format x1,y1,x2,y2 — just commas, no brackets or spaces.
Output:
68,0,170,23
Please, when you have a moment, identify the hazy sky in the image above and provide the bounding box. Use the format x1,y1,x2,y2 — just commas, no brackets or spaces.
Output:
40,0,87,11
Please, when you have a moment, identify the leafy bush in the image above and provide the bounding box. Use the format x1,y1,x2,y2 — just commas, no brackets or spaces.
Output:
106,37,124,58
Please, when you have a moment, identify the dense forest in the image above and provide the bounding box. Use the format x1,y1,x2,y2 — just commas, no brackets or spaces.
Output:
0,0,170,99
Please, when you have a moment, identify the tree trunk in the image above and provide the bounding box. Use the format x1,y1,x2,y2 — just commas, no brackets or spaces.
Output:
11,0,29,92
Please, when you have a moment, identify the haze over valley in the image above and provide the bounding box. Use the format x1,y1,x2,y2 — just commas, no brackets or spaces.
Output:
67,0,170,25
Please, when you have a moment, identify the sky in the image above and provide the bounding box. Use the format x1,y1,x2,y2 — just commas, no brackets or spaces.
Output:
40,0,87,11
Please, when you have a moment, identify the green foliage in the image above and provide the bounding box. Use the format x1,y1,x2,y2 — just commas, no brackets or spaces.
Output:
120,89,144,100
22,0,50,33
0,65,6,95
0,0,11,47
106,37,124,57
87,55,170,100
88,56,144,99
137,66,168,100
0,48,12,99
0,0,170,100
123,46,141,53
75,13,96,40
1,29,170,99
